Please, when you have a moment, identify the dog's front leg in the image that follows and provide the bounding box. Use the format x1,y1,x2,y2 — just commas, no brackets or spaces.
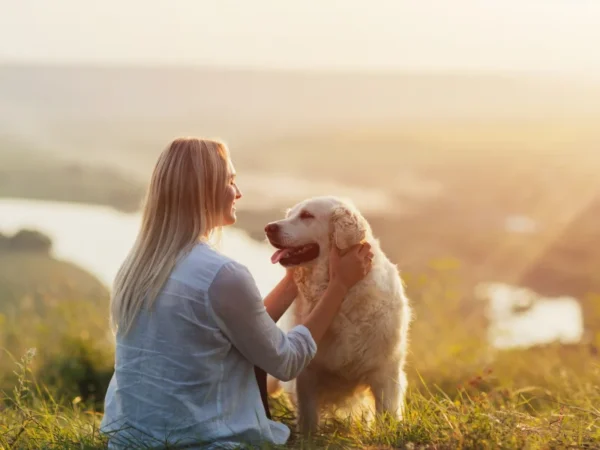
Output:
369,366,407,421
296,367,320,437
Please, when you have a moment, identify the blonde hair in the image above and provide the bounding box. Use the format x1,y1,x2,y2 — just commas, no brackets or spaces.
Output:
110,137,231,334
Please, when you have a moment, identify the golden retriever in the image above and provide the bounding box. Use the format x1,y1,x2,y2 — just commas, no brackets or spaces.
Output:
264,195,412,434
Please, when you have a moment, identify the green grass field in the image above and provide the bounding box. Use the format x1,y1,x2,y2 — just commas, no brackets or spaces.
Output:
1,257,599,449
2,341,599,449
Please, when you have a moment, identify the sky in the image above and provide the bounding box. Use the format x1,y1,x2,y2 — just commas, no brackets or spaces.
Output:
1,0,600,74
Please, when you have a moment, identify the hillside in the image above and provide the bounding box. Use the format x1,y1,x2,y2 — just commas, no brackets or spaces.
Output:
0,229,112,404
0,252,108,313
0,228,108,309
0,147,144,212
0,229,110,339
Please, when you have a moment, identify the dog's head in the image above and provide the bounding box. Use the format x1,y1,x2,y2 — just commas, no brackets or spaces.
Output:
265,196,370,267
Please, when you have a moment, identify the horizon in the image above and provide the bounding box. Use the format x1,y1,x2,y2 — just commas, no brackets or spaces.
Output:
2,60,598,86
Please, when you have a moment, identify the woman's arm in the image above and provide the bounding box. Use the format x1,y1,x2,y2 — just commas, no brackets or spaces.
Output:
262,269,349,340
208,261,316,382
263,270,297,323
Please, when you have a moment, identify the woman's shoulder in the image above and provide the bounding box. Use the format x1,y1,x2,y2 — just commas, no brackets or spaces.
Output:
170,242,244,291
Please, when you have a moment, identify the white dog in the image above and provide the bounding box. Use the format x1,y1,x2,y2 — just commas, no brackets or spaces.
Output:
264,196,412,435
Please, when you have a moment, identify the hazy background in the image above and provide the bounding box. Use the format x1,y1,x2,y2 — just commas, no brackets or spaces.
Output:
1,0,599,410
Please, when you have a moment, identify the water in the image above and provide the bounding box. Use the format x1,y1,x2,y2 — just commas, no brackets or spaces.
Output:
476,282,584,349
0,198,584,350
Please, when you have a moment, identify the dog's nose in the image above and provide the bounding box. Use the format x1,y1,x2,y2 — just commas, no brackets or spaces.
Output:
264,223,279,234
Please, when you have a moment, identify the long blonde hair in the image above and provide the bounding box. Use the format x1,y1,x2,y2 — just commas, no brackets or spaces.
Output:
110,137,230,334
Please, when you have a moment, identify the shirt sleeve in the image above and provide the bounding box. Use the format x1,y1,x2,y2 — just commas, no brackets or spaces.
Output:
207,260,317,381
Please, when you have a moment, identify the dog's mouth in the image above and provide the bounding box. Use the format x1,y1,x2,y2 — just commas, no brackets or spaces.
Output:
270,242,320,267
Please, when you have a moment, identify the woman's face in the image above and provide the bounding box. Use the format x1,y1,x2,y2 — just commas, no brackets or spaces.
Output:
221,158,242,226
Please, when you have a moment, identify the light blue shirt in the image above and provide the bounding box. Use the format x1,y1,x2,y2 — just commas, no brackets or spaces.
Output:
100,242,317,449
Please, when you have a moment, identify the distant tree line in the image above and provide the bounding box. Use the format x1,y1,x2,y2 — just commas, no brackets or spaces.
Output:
0,229,52,254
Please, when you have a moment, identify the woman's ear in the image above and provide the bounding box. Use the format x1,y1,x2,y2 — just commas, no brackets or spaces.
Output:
330,205,368,250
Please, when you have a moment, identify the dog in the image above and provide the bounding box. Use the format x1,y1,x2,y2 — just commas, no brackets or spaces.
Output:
264,195,412,435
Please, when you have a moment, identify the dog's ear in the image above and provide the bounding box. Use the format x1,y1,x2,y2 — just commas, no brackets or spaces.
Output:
330,205,368,251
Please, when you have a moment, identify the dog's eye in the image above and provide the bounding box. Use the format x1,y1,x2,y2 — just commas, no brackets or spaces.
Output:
300,211,314,220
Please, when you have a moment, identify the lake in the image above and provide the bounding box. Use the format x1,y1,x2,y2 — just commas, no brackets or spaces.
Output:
0,197,584,350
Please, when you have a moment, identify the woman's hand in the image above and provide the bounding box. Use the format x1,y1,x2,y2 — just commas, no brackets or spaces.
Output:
300,242,373,344
329,242,373,292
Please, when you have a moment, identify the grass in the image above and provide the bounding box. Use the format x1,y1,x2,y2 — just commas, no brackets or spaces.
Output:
1,261,599,449
1,343,599,449
1,349,106,450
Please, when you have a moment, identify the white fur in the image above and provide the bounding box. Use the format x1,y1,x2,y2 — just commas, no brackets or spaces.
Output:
266,196,412,435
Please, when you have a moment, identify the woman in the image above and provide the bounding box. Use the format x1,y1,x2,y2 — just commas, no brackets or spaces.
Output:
100,137,373,449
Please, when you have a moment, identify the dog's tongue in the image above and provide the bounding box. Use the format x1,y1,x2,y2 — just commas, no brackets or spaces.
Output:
271,248,292,264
